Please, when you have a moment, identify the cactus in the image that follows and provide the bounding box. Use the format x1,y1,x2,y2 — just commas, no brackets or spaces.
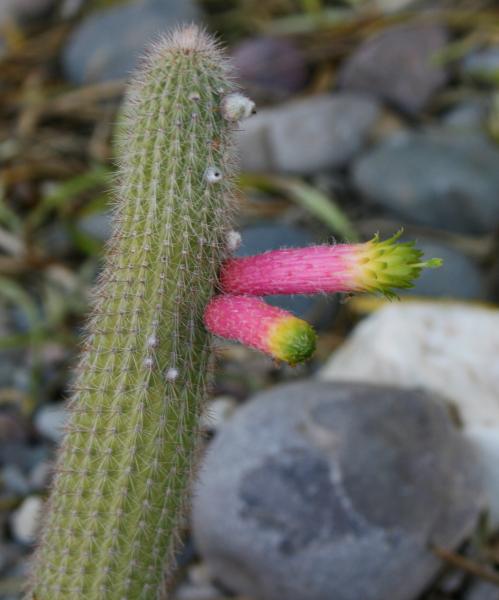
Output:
28,26,244,600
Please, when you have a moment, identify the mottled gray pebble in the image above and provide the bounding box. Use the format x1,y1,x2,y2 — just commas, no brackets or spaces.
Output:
236,93,379,174
339,22,448,113
193,381,483,600
353,130,499,234
62,0,200,85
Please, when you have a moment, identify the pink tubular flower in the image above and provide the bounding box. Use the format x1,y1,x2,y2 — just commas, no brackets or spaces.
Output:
204,295,316,365
220,231,442,299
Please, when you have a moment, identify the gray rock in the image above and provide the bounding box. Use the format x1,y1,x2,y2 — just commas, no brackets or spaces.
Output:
77,211,112,242
193,381,483,600
236,93,379,174
34,403,68,443
1,465,30,496
29,459,53,492
353,130,499,234
232,36,308,101
338,23,448,113
238,224,337,325
442,98,490,130
462,47,499,85
465,580,499,600
62,0,200,85
401,239,487,301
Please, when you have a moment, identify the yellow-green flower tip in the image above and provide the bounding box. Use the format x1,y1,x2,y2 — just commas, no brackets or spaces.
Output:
268,316,317,366
356,230,443,300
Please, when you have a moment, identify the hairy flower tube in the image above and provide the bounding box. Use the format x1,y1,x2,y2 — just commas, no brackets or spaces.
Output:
220,231,442,299
204,295,316,365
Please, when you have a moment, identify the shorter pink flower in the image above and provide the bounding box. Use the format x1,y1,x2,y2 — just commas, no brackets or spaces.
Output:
204,295,316,365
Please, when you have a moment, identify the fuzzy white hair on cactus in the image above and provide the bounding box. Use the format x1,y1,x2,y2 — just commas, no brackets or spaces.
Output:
221,92,256,122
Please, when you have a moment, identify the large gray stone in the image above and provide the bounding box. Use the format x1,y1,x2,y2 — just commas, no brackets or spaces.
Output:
62,0,200,85
193,381,483,600
236,93,379,174
338,22,448,113
353,130,499,234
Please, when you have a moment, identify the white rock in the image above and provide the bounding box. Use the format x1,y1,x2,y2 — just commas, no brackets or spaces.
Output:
319,301,499,522
11,496,43,545
35,403,69,443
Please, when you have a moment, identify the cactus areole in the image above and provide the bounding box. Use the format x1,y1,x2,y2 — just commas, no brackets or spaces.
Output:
28,27,245,600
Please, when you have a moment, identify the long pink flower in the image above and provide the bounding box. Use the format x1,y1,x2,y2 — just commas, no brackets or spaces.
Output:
220,232,441,299
204,295,316,365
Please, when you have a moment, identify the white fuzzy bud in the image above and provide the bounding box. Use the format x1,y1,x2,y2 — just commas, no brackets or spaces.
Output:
226,230,242,252
165,367,179,381
205,167,223,184
221,93,256,122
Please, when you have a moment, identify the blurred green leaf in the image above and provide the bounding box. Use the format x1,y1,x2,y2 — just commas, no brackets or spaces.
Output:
240,173,359,241
27,165,111,230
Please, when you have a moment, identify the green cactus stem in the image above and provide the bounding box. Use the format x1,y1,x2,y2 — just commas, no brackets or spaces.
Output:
28,26,244,600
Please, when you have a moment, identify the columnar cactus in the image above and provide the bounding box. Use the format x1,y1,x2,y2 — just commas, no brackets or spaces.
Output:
28,26,243,600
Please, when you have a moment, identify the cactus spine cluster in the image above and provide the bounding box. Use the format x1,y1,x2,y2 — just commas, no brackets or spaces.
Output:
28,26,240,600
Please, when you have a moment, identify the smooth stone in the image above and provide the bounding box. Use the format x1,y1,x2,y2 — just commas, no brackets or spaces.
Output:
232,36,308,101
174,583,221,600
0,444,49,473
236,93,379,174
465,580,499,600
77,211,112,242
62,0,200,85
29,460,53,492
462,47,499,84
338,22,448,113
1,465,30,496
193,381,483,600
319,302,499,523
352,130,499,234
442,98,490,130
400,239,487,301
34,403,69,443
237,224,338,325
10,496,43,545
